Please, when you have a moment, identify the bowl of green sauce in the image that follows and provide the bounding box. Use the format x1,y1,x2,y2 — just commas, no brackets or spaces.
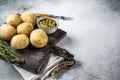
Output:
37,17,58,34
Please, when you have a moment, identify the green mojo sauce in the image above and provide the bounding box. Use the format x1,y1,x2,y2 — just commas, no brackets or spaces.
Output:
39,18,57,29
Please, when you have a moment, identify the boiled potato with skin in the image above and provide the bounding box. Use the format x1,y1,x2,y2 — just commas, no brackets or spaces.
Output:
21,12,37,26
11,34,29,49
17,22,34,36
6,14,22,28
0,24,16,40
30,29,48,48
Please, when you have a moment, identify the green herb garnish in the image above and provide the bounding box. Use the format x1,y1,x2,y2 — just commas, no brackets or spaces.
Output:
0,38,22,65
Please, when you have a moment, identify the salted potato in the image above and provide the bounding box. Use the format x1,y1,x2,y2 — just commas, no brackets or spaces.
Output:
17,22,34,36
21,12,37,25
11,34,29,49
6,14,22,28
30,29,48,48
0,24,16,40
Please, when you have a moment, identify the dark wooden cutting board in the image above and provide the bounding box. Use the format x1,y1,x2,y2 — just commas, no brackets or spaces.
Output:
13,28,66,74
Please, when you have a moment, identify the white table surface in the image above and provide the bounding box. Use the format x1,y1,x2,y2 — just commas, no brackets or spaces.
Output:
0,0,120,80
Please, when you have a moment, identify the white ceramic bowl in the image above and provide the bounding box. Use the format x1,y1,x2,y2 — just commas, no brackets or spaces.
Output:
37,17,58,34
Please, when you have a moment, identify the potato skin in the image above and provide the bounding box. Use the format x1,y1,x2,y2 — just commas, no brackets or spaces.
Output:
21,12,37,26
0,24,16,40
17,22,34,36
11,34,29,49
6,14,22,28
30,29,48,48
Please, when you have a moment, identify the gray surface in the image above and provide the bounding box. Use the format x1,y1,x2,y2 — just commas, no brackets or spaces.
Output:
0,0,120,80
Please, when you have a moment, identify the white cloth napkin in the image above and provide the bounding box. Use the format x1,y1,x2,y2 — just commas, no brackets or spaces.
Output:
14,54,64,80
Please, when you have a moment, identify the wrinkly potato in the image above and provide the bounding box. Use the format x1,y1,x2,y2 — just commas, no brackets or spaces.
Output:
0,24,16,40
30,29,48,48
6,14,22,28
17,22,34,36
11,34,29,49
21,12,37,26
